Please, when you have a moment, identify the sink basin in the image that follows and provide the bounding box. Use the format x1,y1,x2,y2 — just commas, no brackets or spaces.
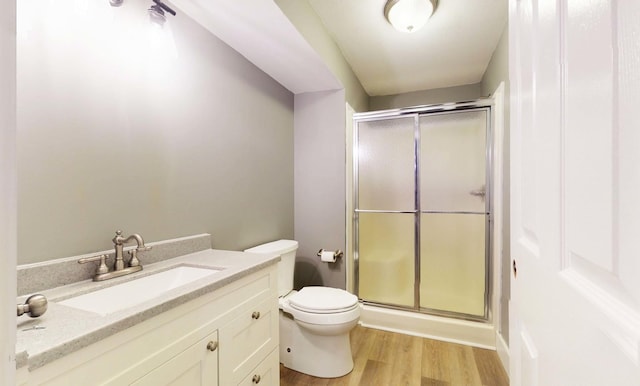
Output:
58,266,223,315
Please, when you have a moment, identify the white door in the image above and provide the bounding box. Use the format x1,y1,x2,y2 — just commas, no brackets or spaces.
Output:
510,0,640,385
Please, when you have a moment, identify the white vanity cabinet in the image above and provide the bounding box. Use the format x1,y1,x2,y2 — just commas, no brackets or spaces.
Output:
219,295,278,385
237,349,279,386
131,331,219,386
22,265,279,386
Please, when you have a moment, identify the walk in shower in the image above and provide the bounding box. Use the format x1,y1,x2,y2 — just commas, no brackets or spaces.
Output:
351,100,492,322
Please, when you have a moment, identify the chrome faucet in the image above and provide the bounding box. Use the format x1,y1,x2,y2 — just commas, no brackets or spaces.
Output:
79,230,152,281
112,230,150,270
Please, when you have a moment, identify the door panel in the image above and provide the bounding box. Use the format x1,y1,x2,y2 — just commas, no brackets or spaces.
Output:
617,0,640,313
419,110,487,213
510,0,640,384
420,213,486,316
131,331,218,386
564,0,614,272
357,117,415,211
358,212,414,307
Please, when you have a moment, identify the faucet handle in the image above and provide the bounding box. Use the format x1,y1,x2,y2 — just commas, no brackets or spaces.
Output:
128,245,151,267
78,254,110,275
127,250,140,267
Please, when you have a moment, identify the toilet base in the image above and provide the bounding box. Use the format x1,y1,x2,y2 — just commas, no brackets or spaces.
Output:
280,311,356,378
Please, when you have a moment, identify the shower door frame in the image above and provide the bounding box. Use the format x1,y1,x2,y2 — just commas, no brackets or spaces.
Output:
352,99,493,322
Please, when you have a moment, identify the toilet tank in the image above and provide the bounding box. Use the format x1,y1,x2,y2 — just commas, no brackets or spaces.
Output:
244,240,298,297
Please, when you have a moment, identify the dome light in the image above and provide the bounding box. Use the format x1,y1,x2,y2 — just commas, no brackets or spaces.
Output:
384,0,437,33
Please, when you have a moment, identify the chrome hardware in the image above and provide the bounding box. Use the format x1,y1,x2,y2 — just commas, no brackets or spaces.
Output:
252,375,261,384
251,311,260,320
316,249,344,259
112,230,151,270
469,185,486,200
127,249,140,267
17,294,48,318
206,341,218,352
78,254,110,275
78,231,152,281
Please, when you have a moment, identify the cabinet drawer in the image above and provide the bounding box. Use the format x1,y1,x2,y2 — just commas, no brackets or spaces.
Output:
219,297,278,385
238,348,279,386
132,330,219,386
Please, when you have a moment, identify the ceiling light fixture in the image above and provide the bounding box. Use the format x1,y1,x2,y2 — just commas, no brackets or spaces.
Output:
384,0,437,33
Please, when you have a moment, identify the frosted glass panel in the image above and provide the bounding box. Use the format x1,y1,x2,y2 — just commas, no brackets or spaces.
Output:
358,213,414,307
420,110,487,212
420,213,486,316
358,118,415,210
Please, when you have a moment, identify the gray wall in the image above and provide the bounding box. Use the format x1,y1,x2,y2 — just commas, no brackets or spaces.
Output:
481,23,510,345
17,0,294,264
1,0,17,380
294,90,346,289
276,0,367,290
368,83,483,111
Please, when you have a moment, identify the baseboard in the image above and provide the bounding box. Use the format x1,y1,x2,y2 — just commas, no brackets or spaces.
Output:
495,331,510,376
359,304,496,350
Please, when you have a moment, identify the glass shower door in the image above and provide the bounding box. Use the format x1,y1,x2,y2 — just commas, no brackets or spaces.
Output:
355,116,416,307
419,110,488,316
354,106,490,320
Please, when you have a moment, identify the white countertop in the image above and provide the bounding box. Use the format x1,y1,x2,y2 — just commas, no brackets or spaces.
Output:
15,249,279,371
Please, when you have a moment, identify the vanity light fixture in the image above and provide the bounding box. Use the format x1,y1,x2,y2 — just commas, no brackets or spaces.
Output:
108,0,177,23
148,0,177,25
384,0,437,33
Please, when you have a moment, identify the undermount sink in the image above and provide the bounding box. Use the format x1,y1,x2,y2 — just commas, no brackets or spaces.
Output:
58,266,223,316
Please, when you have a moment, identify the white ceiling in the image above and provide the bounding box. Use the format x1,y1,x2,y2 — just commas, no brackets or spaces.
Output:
172,0,507,98
171,0,341,94
308,0,508,96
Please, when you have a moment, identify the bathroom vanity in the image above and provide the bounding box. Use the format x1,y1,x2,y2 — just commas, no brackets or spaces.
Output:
15,237,280,386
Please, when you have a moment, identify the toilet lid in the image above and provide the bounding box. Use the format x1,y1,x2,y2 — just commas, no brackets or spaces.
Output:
288,287,359,314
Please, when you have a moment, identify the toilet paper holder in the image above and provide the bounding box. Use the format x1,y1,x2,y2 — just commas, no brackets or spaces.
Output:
316,249,343,259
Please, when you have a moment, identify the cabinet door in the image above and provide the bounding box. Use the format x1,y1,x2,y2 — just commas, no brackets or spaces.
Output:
219,297,278,385
238,348,279,386
132,331,219,386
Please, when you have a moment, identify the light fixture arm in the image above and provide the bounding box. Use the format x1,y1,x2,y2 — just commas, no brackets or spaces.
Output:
152,0,176,16
109,0,177,18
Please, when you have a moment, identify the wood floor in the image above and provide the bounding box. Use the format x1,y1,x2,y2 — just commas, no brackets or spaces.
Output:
280,325,509,386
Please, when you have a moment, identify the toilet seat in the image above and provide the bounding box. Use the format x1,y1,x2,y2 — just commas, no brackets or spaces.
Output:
280,287,361,325
288,287,359,314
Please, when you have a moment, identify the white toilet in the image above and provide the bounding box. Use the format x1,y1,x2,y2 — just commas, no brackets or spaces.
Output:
244,240,361,378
